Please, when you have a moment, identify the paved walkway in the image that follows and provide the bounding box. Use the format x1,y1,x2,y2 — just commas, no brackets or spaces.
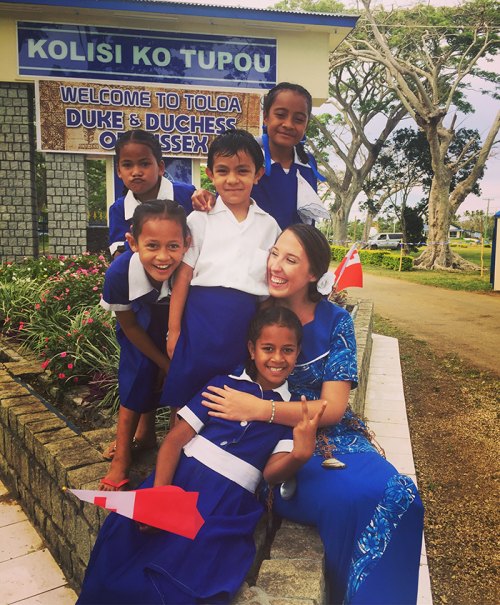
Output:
364,334,432,605
0,333,432,605
0,480,77,604
357,273,499,377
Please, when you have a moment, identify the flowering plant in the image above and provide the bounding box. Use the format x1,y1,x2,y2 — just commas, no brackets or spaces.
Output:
0,254,119,408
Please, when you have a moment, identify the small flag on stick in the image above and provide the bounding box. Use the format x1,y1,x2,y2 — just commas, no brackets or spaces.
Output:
333,244,363,292
66,485,204,539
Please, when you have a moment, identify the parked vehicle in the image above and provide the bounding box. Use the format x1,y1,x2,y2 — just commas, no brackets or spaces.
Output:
366,232,403,250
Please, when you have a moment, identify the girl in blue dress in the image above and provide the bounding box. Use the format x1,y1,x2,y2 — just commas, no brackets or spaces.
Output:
192,82,329,229
109,129,194,258
100,199,190,491
77,306,326,605
161,129,281,411
202,224,425,605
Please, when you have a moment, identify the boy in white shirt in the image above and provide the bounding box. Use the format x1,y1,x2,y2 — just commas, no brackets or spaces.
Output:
160,129,281,412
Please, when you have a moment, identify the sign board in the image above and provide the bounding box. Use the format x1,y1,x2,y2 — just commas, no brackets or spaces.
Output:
18,22,277,89
36,80,262,156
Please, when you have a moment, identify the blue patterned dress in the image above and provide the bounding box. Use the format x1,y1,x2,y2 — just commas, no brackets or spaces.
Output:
273,299,424,605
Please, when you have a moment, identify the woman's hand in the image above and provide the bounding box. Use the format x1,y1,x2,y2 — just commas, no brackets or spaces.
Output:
191,189,216,212
202,385,266,422
292,397,327,462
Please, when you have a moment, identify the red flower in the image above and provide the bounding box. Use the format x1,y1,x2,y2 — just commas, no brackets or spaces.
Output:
35,303,41,310
58,373,66,379
60,352,67,358
41,360,50,370
67,363,74,369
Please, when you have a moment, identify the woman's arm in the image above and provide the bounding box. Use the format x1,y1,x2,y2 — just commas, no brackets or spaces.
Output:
263,400,326,484
202,379,350,428
154,418,196,487
166,261,193,359
116,310,170,373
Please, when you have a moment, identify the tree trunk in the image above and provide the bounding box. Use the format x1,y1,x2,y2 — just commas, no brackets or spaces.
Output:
362,210,375,244
414,175,477,270
331,205,349,246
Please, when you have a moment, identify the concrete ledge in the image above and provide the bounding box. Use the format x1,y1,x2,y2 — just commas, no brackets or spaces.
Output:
0,298,373,601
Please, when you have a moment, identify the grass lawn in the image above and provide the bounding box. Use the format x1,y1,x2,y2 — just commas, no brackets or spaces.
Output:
361,244,494,293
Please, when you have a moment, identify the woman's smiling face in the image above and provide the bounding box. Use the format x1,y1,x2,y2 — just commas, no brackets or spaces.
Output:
267,230,316,300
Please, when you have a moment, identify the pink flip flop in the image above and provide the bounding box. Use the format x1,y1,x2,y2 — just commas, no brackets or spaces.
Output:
99,477,130,490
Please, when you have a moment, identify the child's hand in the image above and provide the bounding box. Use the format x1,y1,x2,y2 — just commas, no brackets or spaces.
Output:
166,330,180,359
292,397,326,463
192,189,215,212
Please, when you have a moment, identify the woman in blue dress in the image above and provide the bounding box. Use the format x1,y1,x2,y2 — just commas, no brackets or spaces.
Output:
202,224,425,605
77,306,325,605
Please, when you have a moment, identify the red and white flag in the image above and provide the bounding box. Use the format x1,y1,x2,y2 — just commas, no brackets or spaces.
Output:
333,244,363,292
66,485,204,539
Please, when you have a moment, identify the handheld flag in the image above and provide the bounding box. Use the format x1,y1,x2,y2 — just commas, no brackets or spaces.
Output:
333,244,363,292
66,485,204,539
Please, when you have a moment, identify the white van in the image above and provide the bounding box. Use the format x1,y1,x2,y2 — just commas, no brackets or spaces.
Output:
366,233,403,250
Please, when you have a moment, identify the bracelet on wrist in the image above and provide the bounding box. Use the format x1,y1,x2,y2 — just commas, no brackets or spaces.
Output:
268,399,275,424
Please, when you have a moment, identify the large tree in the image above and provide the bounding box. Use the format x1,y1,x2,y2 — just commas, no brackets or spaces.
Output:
351,0,500,269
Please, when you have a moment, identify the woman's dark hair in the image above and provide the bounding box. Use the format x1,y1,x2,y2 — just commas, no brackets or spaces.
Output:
284,224,331,303
115,129,163,165
207,128,264,172
131,199,189,241
245,306,302,381
262,82,313,165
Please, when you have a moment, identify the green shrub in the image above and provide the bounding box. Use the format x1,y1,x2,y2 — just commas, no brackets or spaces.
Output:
358,249,391,267
381,254,414,271
330,246,413,271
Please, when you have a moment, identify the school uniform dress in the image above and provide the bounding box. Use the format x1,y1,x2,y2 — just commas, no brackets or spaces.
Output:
77,371,294,605
271,299,425,605
161,197,281,408
100,249,170,413
108,176,195,255
251,147,323,229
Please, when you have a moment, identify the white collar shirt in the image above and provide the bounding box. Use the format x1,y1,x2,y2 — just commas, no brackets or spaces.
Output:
183,197,281,296
124,176,174,220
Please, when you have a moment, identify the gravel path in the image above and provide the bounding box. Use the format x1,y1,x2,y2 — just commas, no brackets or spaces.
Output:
353,273,500,376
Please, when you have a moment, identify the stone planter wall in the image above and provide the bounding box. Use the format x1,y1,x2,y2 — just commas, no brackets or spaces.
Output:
0,298,372,604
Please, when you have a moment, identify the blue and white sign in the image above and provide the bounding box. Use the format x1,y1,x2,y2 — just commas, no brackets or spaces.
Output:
18,22,277,89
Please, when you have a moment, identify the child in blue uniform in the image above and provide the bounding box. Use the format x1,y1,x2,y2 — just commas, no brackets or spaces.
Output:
109,129,195,258
161,129,281,410
192,82,328,229
100,199,191,491
77,306,326,605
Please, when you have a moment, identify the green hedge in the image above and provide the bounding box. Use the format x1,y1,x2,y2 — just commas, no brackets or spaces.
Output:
330,246,413,271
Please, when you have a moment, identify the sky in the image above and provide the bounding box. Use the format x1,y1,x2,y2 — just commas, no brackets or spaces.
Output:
173,0,500,217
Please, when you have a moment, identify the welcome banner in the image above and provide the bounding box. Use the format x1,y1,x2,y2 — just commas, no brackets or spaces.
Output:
36,80,262,156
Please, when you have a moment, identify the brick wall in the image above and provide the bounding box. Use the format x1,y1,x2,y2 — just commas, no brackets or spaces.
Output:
0,82,38,262
45,153,88,256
